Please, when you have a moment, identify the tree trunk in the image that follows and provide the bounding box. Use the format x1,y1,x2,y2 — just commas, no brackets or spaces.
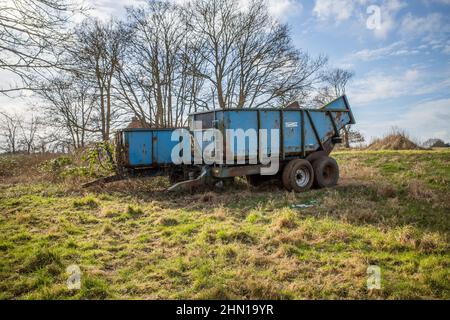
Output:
343,125,350,148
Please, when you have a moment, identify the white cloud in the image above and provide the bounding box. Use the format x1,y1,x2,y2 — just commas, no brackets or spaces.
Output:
347,41,421,61
372,0,407,39
349,70,414,105
84,0,145,21
398,12,450,56
404,69,419,81
85,0,302,22
312,0,406,38
240,0,303,21
400,13,445,38
267,0,302,21
398,98,450,141
356,98,450,143
384,98,450,142
426,0,450,5
348,68,450,105
443,44,450,54
313,0,356,22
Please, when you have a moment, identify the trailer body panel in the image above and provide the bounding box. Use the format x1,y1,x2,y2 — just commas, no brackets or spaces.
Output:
283,111,302,155
121,129,179,167
153,130,178,164
126,131,152,166
259,110,280,156
117,95,355,172
189,95,354,164
225,110,258,160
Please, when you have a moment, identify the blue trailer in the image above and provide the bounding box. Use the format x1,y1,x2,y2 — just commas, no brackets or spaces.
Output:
92,95,355,192
116,129,182,167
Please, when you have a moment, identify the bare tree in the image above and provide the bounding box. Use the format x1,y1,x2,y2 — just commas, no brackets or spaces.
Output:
115,1,205,128
34,130,60,153
314,68,354,147
322,68,354,97
0,0,82,94
1,0,332,154
184,0,326,109
347,128,365,147
38,0,325,135
312,86,335,107
36,75,96,149
423,138,449,148
73,18,130,141
117,3,179,127
313,68,354,105
0,111,22,153
18,114,40,153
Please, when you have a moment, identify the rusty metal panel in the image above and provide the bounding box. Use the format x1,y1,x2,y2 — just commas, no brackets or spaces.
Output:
282,111,301,155
224,110,258,161
153,130,179,164
123,129,180,167
332,111,351,130
211,164,263,178
193,112,215,129
182,95,356,165
259,110,280,156
125,130,153,166
308,111,335,147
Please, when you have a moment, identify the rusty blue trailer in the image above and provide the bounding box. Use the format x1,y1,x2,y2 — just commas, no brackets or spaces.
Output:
189,95,354,164
116,128,182,168
106,95,355,192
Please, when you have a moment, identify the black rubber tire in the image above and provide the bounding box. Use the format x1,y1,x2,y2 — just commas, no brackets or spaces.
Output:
282,159,314,192
281,161,296,191
312,156,339,188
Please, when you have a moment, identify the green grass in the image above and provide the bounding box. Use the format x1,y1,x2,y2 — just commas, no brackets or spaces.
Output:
0,149,449,299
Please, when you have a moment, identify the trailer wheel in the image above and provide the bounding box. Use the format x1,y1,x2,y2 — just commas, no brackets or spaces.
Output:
312,156,339,188
282,159,314,192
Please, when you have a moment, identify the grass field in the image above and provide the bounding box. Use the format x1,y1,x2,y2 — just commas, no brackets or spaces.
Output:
0,149,449,299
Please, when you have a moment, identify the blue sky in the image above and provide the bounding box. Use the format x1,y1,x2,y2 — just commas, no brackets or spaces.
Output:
84,0,450,142
1,0,449,142
289,0,450,142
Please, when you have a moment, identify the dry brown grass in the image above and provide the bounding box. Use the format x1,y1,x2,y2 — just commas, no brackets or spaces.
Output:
272,209,298,230
367,128,423,150
407,180,438,202
0,153,59,183
338,157,379,181
392,226,446,253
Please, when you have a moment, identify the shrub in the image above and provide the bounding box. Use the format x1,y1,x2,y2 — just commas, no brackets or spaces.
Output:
0,156,19,176
81,143,116,177
39,156,72,173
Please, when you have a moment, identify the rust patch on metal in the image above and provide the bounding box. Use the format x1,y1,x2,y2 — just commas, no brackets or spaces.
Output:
213,165,263,178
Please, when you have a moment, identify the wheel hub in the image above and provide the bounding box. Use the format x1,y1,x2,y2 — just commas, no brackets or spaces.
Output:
295,168,310,187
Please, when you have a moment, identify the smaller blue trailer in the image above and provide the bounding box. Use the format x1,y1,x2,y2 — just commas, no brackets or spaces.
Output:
97,95,355,192
118,129,181,167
